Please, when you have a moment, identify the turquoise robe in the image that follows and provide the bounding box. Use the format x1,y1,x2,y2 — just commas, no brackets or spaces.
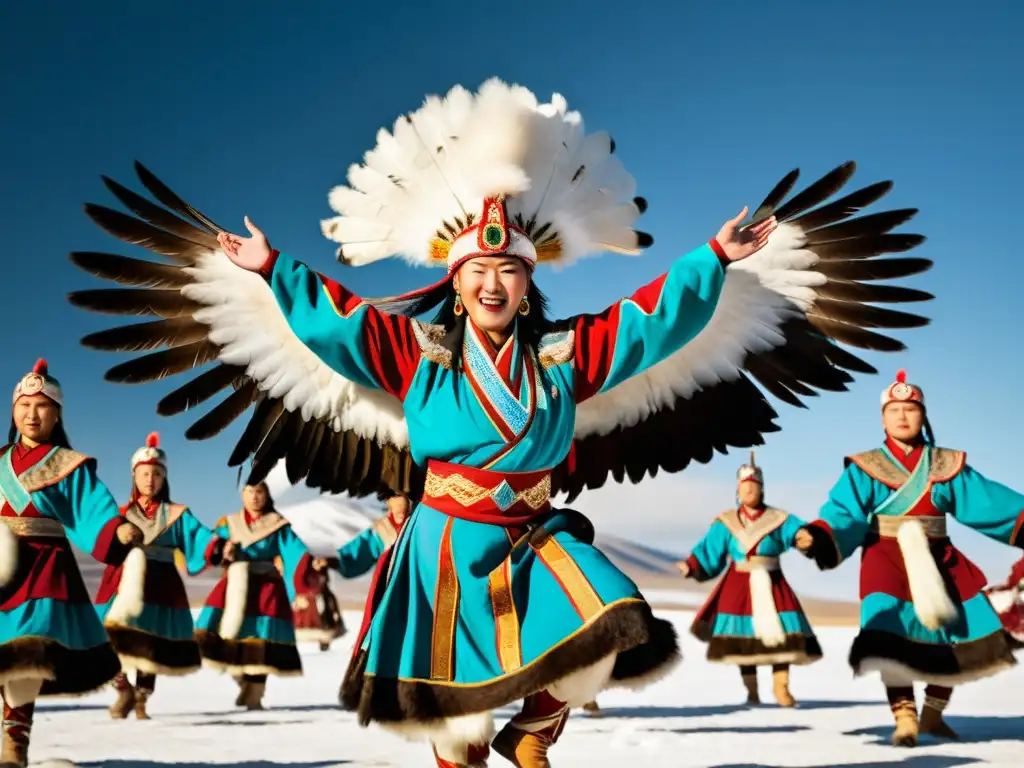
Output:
807,441,1024,684
0,443,129,695
95,501,221,675
687,507,821,665
195,511,318,676
260,242,725,726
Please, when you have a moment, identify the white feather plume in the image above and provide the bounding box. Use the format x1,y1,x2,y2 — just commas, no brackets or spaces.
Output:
574,223,819,438
321,78,646,269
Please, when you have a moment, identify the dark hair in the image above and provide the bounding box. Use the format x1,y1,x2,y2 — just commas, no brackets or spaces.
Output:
8,413,72,449
398,278,553,374
244,481,277,513
132,469,172,504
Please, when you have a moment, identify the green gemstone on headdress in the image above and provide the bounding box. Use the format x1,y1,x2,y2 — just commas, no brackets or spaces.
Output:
484,224,503,247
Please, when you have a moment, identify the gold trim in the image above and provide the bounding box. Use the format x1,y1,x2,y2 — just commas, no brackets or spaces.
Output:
532,533,603,621
430,517,459,681
0,516,65,537
226,511,289,547
930,448,966,483
124,502,187,546
846,450,907,489
874,514,947,539
321,282,365,319
424,470,550,511
489,556,522,673
19,448,90,493
734,556,780,572
717,507,788,555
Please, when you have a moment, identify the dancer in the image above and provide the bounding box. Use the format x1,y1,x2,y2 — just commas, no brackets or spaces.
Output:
70,80,933,767
676,453,820,707
800,370,1024,746
96,431,228,719
0,359,143,767
984,558,1024,646
195,481,328,710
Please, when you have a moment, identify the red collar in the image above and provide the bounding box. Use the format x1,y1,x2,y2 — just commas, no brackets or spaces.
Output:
739,504,765,522
886,435,923,472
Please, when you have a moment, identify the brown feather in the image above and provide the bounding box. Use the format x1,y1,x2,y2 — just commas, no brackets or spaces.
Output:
811,299,929,329
816,257,932,281
84,204,208,264
158,364,246,416
804,209,918,244
806,316,906,352
183,380,258,440
101,176,220,249
812,234,926,260
228,398,284,467
68,288,203,318
750,168,799,222
814,280,934,303
81,317,209,352
69,252,191,289
774,162,856,222
134,162,225,234
104,340,220,383
789,181,894,231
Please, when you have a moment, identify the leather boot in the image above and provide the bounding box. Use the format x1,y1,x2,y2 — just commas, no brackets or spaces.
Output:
772,666,796,707
920,687,958,739
581,700,600,717
891,699,919,747
0,701,33,768
432,742,489,767
244,680,265,710
741,670,760,705
109,673,135,719
234,678,247,707
491,691,568,768
133,688,151,720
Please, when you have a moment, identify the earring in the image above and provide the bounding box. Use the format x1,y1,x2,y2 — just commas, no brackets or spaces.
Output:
518,297,530,316
453,294,464,316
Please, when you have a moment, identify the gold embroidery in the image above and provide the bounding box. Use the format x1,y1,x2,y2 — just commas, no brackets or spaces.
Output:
19,448,90,493
532,533,603,621
125,502,187,546
537,330,575,369
412,320,452,369
846,450,907,489
372,516,398,548
226,511,289,547
424,470,550,511
0,517,64,537
717,507,788,555
734,556,780,572
929,448,966,483
489,556,522,672
430,517,459,681
874,515,947,539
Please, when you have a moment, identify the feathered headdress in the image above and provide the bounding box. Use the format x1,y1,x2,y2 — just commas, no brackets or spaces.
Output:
12,358,63,407
319,78,651,300
132,431,167,471
880,368,925,410
737,451,764,485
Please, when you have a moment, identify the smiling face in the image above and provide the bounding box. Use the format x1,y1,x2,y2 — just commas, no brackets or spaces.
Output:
13,394,59,444
882,401,925,443
737,480,763,508
452,256,530,338
134,464,166,500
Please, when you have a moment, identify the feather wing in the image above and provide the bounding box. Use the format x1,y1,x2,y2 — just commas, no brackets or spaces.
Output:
554,162,933,501
70,163,416,497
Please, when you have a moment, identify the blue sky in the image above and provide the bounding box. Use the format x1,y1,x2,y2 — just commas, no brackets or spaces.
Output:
3,1,1023,598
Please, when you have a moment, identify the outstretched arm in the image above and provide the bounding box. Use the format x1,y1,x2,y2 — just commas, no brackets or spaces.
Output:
218,219,421,400
678,520,732,581
51,461,137,566
802,463,877,570
939,465,1024,547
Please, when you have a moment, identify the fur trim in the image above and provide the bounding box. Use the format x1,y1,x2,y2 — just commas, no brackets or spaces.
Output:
104,547,147,625
295,628,344,644
196,630,303,678
850,628,1016,685
0,524,17,588
219,561,249,640
385,712,495,755
897,520,958,630
0,636,120,696
749,565,786,647
858,656,1015,687
707,634,822,667
987,587,1018,615
548,654,615,706
106,626,202,676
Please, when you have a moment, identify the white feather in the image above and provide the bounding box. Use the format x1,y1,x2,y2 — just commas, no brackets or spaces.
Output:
219,561,249,640
0,524,17,588
182,252,409,446
749,566,786,647
322,78,643,270
896,520,958,631
105,547,147,625
574,223,824,438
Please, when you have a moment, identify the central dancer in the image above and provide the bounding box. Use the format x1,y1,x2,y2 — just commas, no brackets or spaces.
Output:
69,81,933,766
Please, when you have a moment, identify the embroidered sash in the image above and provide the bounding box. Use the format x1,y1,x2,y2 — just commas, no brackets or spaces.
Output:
717,507,788,555
0,446,90,514
871,445,933,519
0,447,38,514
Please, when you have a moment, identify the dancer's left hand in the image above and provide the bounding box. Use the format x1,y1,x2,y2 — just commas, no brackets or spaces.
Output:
312,557,329,572
794,529,813,551
715,207,778,263
116,522,142,546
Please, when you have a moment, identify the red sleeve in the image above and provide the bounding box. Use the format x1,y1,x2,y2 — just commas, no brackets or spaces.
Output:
1011,510,1024,548
92,516,130,565
292,552,326,597
360,305,423,400
804,520,842,570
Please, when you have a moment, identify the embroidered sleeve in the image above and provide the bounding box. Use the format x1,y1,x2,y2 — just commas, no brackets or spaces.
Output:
687,519,732,581
335,526,388,579
805,464,877,569
263,251,423,399
779,512,808,549
53,460,130,565
937,464,1024,547
572,242,726,402
172,509,221,575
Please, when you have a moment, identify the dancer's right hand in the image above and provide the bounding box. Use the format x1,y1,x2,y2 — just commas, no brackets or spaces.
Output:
217,216,272,271
222,540,237,563
675,560,691,578
116,522,142,546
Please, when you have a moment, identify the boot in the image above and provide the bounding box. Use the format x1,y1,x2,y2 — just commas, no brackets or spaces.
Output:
772,665,796,707
243,680,265,710
741,669,760,705
0,701,33,768
319,641,330,652
109,673,135,719
432,742,489,767
582,700,601,717
920,687,958,739
133,688,151,720
492,691,568,768
234,678,247,707
891,699,919,747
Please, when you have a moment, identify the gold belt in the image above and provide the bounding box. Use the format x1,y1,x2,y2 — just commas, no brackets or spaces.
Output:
0,517,65,538
874,515,947,539
735,556,780,572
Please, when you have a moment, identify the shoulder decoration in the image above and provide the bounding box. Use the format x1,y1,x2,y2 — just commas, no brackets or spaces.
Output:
227,511,289,547
411,320,452,369
19,448,91,493
537,329,575,370
845,449,907,489
929,448,965,483
717,507,788,554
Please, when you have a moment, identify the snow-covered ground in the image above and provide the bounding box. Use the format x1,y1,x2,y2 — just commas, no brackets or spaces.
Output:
33,610,1024,767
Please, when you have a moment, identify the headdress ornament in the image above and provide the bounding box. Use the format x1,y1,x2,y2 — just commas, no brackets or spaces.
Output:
737,451,764,485
131,431,167,471
12,358,63,407
880,368,924,410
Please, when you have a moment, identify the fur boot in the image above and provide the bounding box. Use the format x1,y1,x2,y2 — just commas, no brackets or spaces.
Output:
109,673,135,719
772,665,795,707
0,700,33,768
920,686,958,739
740,667,760,705
888,689,919,747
